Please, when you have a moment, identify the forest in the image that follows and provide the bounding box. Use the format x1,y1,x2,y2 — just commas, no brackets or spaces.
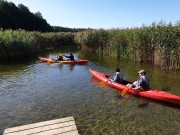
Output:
0,0,88,32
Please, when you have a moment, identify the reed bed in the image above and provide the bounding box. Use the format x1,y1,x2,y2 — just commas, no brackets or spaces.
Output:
1,22,179,70
39,32,76,48
0,29,39,59
0,30,77,59
75,22,180,70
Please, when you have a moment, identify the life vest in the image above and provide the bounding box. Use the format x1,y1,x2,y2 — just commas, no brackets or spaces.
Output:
138,75,150,89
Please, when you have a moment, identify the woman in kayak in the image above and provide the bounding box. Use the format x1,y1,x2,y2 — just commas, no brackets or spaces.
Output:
127,69,150,91
110,67,124,83
63,53,75,61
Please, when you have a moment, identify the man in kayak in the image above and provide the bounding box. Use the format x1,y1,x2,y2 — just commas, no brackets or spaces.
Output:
127,69,150,91
110,67,124,83
63,53,75,61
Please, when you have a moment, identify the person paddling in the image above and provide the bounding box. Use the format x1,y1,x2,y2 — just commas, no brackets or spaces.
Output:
100,67,124,87
63,53,75,61
56,54,64,61
127,69,150,91
110,67,124,83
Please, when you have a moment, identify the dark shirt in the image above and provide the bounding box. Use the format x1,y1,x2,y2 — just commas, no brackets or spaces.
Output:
63,54,74,60
57,56,63,61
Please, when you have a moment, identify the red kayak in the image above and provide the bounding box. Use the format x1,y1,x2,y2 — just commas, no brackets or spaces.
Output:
89,69,180,105
38,57,88,64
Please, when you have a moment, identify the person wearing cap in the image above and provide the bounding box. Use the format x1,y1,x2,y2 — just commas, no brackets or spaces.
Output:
56,54,64,61
110,67,124,83
63,53,75,61
127,69,150,91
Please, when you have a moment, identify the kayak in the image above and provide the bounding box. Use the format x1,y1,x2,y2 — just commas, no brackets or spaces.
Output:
38,57,56,62
38,57,88,64
89,69,180,105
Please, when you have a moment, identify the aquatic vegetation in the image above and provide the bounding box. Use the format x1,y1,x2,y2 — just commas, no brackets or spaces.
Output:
75,21,180,70
0,29,39,59
0,30,77,59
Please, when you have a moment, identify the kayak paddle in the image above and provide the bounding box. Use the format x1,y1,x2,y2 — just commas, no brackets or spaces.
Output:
121,88,128,96
47,59,53,64
100,80,111,87
121,86,132,96
100,82,106,87
47,59,56,64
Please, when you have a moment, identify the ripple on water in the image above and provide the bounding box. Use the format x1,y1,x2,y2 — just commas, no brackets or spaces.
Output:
0,58,180,135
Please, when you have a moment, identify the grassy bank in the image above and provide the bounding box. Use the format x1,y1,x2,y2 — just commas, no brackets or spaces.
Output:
0,29,77,59
75,22,180,70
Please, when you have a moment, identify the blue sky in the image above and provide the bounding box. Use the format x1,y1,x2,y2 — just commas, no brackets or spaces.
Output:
9,0,180,29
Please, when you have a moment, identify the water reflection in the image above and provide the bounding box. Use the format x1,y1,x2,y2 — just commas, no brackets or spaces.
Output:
137,102,149,108
90,77,129,106
69,64,75,71
48,62,75,71
0,50,180,135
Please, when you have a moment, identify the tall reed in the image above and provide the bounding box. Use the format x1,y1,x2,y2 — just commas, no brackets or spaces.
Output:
0,29,39,59
75,22,180,70
38,32,76,48
0,30,77,59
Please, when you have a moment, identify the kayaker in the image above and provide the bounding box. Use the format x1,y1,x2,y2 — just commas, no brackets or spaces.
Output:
110,67,124,83
63,53,75,61
56,54,64,61
127,69,150,91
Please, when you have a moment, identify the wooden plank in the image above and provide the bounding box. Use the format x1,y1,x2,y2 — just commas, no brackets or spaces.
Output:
6,121,76,135
4,116,74,133
3,116,79,135
30,125,78,135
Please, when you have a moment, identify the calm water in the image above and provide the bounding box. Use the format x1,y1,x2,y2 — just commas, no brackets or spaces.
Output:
0,49,180,135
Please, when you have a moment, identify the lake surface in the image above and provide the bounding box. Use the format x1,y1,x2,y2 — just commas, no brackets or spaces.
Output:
0,48,180,135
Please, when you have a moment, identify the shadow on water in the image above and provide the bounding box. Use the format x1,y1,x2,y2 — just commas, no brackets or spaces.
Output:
135,95,180,109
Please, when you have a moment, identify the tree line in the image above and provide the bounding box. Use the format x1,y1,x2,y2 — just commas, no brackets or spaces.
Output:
0,0,88,32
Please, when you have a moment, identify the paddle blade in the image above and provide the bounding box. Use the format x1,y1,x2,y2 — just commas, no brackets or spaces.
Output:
47,59,52,64
121,88,128,96
100,82,106,87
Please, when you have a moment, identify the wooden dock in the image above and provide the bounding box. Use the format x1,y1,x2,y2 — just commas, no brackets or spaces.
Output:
3,116,79,135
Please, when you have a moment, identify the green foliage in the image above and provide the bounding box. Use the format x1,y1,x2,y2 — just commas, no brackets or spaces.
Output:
0,0,52,32
0,29,39,59
38,32,76,48
0,30,77,59
75,21,180,70
75,30,108,52
52,26,92,33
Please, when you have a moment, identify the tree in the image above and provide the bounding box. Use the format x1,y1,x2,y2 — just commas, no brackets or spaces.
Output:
34,11,43,18
18,4,29,12
0,1,52,32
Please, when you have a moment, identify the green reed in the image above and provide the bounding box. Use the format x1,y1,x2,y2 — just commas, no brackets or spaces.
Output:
1,23,179,70
0,30,77,59
0,29,39,59
75,22,180,70
39,32,76,48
